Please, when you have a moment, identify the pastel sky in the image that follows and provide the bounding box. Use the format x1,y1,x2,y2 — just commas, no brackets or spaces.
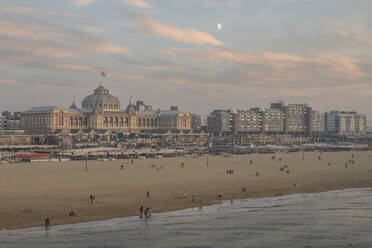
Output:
0,0,372,118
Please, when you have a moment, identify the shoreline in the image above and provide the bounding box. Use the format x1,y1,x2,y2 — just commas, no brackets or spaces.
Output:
1,151,372,230
2,186,372,232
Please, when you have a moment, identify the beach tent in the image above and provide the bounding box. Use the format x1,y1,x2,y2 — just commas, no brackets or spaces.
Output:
13,153,50,158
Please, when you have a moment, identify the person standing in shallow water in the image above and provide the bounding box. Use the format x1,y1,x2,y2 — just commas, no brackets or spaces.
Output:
139,205,143,217
45,218,50,231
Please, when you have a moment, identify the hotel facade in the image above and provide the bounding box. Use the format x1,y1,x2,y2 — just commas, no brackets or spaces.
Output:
21,84,192,136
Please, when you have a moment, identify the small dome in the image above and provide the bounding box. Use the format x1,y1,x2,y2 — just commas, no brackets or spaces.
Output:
82,83,120,112
70,102,78,109
126,103,136,112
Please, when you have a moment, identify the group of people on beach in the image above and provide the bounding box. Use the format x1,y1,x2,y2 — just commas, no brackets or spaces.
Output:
139,205,152,218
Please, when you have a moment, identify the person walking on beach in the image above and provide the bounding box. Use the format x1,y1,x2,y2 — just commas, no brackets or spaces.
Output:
146,190,150,198
89,194,95,204
256,172,259,177
45,218,50,231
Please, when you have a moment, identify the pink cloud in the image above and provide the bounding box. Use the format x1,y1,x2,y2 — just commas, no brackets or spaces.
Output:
70,0,152,8
0,18,60,39
0,79,24,85
323,20,372,45
0,18,128,57
162,47,367,80
70,0,96,7
123,0,152,8
137,17,223,45
100,42,128,54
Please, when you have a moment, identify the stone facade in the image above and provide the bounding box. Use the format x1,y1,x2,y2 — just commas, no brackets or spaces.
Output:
21,84,192,135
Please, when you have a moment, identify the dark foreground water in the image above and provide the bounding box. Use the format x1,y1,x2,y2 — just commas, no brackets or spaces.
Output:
1,188,372,248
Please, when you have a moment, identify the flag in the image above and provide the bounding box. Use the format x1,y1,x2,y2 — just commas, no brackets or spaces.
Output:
101,70,106,77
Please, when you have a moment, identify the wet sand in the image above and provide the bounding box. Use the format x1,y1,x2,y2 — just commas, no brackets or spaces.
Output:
0,150,372,230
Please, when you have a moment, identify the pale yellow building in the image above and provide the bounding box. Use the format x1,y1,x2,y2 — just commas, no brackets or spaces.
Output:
21,84,192,135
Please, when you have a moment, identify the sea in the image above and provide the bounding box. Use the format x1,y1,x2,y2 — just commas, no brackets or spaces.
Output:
1,188,372,248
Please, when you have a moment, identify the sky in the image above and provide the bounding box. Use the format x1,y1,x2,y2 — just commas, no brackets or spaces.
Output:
0,0,372,118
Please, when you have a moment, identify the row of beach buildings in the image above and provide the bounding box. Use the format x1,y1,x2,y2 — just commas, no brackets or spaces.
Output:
0,84,369,146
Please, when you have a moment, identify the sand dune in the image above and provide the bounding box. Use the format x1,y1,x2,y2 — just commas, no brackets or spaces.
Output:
0,151,372,230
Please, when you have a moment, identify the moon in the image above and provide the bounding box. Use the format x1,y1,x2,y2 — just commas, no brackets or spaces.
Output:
217,23,222,30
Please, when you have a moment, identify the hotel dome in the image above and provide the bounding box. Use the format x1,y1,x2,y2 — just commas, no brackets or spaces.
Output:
82,83,120,112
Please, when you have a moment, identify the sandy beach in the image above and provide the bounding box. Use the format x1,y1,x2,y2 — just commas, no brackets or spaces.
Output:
1,150,372,230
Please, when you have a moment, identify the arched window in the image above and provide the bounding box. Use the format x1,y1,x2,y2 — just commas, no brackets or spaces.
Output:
59,113,64,126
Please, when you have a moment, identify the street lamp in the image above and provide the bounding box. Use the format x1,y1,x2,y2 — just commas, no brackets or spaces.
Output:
85,153,88,172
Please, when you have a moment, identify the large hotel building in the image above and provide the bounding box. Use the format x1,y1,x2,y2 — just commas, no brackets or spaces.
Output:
21,84,192,136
